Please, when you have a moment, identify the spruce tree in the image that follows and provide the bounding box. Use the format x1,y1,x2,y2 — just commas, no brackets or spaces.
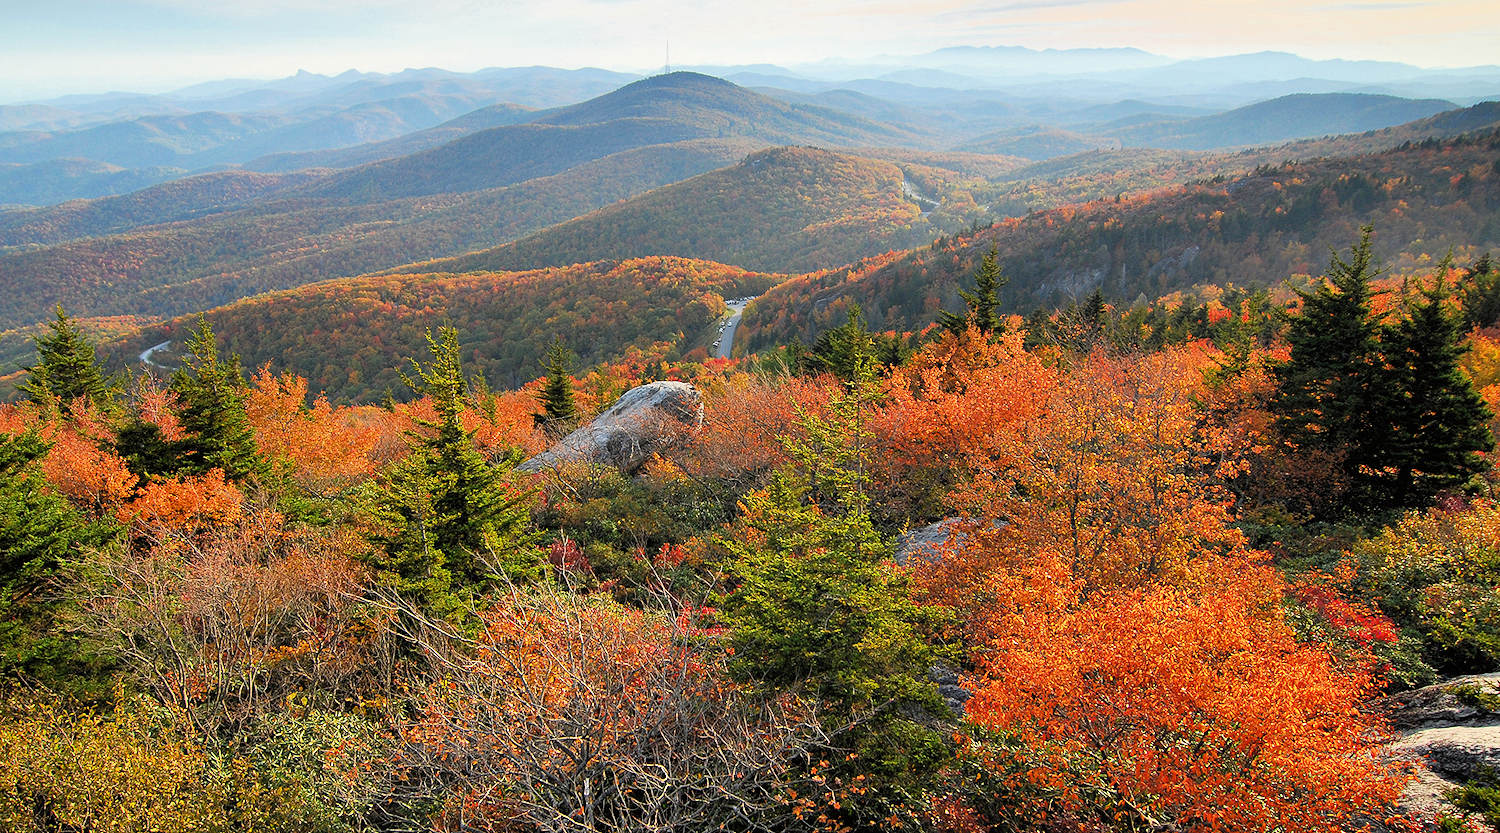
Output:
371,327,539,618
171,318,263,483
534,338,579,432
804,302,878,383
20,305,114,416
1271,227,1385,485
1374,275,1494,507
718,357,950,826
939,245,1007,336
0,430,113,694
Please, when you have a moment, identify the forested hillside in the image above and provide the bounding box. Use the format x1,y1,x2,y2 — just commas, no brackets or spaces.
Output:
102,257,780,401
739,128,1500,349
407,146,984,275
0,139,767,331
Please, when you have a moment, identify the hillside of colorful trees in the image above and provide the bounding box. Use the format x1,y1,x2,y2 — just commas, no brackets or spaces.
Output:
4,228,1500,831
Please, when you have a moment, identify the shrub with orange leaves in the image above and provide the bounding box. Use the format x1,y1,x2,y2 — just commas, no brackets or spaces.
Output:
957,576,1403,833
904,345,1404,831
0,401,136,515
671,372,828,488
245,367,380,497
915,348,1252,629
119,469,243,533
873,329,1056,522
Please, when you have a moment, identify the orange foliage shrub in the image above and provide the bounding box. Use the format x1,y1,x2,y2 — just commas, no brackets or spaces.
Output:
672,372,830,486
245,367,381,496
0,401,135,515
131,374,185,442
960,576,1403,832
120,469,243,532
903,345,1403,830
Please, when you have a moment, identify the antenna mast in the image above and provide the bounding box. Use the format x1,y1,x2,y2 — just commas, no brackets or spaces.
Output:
665,40,671,75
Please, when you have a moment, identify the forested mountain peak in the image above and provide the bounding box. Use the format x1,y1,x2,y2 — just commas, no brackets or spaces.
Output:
536,70,927,147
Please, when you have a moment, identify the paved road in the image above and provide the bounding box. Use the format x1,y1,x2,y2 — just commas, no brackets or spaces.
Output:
139,340,171,367
714,297,754,359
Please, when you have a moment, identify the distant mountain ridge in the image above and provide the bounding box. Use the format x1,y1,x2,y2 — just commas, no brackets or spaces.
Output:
737,128,1500,350
403,145,968,275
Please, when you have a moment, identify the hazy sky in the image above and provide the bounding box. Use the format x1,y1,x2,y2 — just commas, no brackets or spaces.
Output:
3,0,1498,101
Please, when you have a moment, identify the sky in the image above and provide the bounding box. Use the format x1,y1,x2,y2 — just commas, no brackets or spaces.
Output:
3,0,1498,101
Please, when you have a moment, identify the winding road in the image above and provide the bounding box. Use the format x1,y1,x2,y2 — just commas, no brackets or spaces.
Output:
139,340,172,368
714,297,754,359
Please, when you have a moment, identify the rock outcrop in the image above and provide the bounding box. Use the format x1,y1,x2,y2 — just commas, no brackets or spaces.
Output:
518,381,703,475
894,518,968,566
1380,674,1500,826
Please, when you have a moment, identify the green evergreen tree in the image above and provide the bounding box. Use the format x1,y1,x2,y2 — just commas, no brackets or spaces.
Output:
803,302,878,383
1271,229,1387,510
534,338,579,432
1374,275,1494,507
0,430,114,695
20,305,115,417
938,245,1008,336
370,327,540,618
717,358,951,826
1270,227,1492,512
170,318,264,483
112,418,184,485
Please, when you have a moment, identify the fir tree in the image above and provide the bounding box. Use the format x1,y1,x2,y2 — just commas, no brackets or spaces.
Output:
939,245,1007,336
1271,227,1492,512
171,318,263,483
534,338,579,432
370,327,539,618
718,357,951,826
803,302,878,383
0,430,114,694
20,305,115,417
1271,228,1386,472
1374,274,1494,507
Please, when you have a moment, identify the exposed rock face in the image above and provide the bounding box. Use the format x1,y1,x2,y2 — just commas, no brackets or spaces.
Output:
929,664,973,718
898,520,984,718
894,518,965,566
1379,674,1500,825
518,381,703,475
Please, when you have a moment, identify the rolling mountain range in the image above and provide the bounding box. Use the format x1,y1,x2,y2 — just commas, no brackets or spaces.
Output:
737,129,1500,351
5,47,1499,206
1,59,1498,399
68,123,1500,405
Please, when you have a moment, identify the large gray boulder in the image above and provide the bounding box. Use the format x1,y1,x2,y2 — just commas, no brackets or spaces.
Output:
518,381,703,474
1379,674,1500,825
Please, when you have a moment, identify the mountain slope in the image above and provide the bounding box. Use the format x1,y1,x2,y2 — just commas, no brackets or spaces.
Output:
241,102,536,173
404,146,956,275
738,128,1500,349
0,139,765,331
1106,93,1458,150
0,170,316,245
959,126,1120,160
301,118,716,201
537,72,930,147
104,257,781,401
